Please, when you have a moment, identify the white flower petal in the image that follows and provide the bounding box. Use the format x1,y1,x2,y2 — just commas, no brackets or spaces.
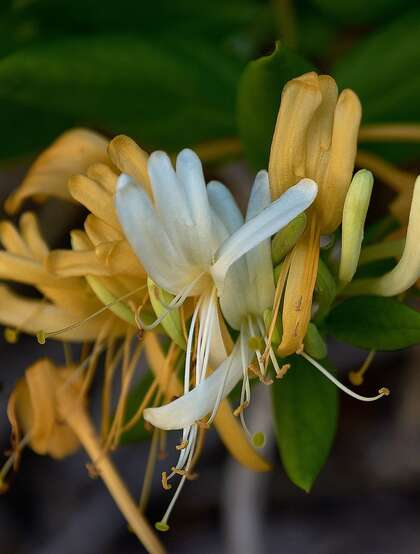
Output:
212,178,318,288
115,173,188,291
144,340,244,430
176,149,216,264
245,171,275,315
207,180,244,234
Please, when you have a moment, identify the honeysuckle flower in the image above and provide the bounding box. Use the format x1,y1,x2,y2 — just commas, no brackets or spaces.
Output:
116,148,318,530
0,212,126,342
269,72,362,356
2,357,165,554
4,129,275,474
116,148,317,389
345,175,420,296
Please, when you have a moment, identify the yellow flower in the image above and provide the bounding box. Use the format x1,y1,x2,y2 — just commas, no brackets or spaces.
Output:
2,357,165,554
268,72,361,355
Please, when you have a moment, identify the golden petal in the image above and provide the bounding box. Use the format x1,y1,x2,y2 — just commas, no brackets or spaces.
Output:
318,89,362,233
0,220,31,256
68,174,120,230
305,75,338,182
47,249,112,277
84,214,122,245
0,284,116,341
95,240,145,276
277,214,320,356
107,135,151,195
0,251,76,287
5,128,109,214
269,72,322,199
19,212,49,260
86,163,118,194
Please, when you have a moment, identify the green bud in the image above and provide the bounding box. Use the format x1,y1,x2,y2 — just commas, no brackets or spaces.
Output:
271,213,307,265
86,275,136,325
303,323,327,360
339,169,374,285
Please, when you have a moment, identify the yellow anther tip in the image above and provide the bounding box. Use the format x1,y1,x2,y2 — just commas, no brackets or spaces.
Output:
349,371,364,386
379,387,390,397
155,521,170,532
36,330,46,345
4,328,19,344
252,431,266,449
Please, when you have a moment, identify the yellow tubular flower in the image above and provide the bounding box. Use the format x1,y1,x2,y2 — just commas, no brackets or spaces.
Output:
4,358,165,554
268,72,362,355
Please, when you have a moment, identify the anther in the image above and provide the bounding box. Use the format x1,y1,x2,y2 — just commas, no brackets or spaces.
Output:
379,387,390,396
161,471,172,490
4,328,19,344
276,363,290,379
36,330,46,345
176,440,188,451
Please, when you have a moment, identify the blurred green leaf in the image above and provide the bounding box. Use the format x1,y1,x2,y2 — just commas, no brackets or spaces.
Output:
333,9,420,161
237,41,313,169
0,34,242,159
309,0,415,24
120,370,154,444
272,355,338,492
326,296,420,350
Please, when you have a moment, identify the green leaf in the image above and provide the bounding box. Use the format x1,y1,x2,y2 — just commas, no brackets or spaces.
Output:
237,41,313,169
120,371,154,444
309,0,415,24
326,296,420,350
0,34,242,160
272,355,338,492
333,9,420,162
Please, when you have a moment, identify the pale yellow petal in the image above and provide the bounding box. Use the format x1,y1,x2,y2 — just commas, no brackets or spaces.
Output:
269,72,322,198
19,212,49,260
317,89,362,233
0,220,31,256
0,251,76,288
5,128,109,214
107,135,151,195
84,214,122,245
0,285,117,341
86,163,118,194
68,174,120,230
95,240,145,276
47,249,112,277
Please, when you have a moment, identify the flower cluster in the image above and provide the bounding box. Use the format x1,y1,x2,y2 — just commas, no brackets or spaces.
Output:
1,73,419,553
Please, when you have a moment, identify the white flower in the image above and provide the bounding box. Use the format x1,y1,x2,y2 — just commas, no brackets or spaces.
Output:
116,148,318,530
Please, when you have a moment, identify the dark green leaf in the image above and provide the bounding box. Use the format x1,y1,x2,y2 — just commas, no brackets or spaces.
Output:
120,371,155,444
333,9,420,162
309,0,415,24
326,296,420,350
0,34,242,159
272,355,338,492
237,41,313,169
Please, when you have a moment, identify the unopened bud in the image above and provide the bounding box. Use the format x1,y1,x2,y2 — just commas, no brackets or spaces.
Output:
272,213,307,264
303,323,327,360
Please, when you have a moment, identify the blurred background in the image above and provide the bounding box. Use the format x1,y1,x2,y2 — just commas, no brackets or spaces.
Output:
0,0,420,552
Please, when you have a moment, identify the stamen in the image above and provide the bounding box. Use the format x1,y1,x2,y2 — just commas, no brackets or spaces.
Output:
161,471,172,491
4,328,19,344
139,428,160,513
300,351,390,401
37,285,146,343
349,350,376,386
276,363,290,379
0,433,31,492
176,440,188,451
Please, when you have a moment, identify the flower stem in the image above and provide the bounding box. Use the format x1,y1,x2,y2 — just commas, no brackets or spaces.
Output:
59,390,165,554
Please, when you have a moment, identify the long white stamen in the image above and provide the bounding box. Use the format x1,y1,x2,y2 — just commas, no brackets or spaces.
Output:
184,298,202,394
248,316,265,376
206,352,236,425
300,351,390,401
156,426,198,531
